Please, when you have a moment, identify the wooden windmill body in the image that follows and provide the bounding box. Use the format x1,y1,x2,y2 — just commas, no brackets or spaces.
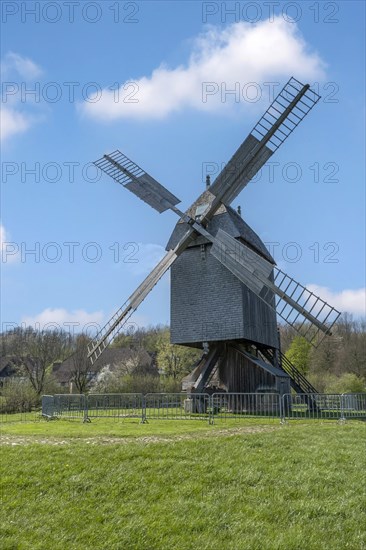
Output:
168,200,283,394
88,78,341,397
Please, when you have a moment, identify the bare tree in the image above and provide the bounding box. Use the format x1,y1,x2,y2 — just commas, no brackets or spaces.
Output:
116,349,154,376
67,334,93,394
112,324,167,353
10,328,70,396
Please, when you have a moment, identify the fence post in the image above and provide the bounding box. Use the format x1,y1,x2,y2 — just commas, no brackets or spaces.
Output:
279,394,284,424
141,394,147,424
83,394,90,423
209,395,213,425
339,393,346,423
281,394,290,424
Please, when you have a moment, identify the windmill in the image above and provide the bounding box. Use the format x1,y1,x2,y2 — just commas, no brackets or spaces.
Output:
87,77,340,397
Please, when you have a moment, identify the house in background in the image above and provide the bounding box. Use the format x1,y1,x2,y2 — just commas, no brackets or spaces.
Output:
0,356,19,386
52,348,155,392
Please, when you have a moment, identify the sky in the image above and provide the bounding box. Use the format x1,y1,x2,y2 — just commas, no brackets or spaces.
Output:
1,0,365,337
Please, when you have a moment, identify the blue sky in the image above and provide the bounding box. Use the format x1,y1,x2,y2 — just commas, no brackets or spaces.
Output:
1,0,365,335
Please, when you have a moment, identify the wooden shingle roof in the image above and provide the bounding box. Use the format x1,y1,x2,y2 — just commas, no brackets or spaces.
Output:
166,205,275,264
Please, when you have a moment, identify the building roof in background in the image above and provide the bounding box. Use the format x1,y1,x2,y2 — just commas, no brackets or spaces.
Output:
53,347,152,384
0,356,18,378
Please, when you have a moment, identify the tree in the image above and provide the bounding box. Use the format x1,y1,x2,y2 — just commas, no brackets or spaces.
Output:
156,330,200,380
90,347,157,394
67,334,94,394
278,324,296,354
309,335,338,374
325,373,366,394
337,317,366,379
10,327,70,396
112,325,167,354
113,349,154,377
285,336,312,375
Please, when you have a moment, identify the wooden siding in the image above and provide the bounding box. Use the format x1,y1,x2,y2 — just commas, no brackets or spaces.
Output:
170,244,279,348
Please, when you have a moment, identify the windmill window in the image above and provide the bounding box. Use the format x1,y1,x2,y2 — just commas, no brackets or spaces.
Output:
195,203,209,220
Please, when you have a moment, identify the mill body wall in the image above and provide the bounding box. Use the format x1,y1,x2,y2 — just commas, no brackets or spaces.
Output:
170,244,279,349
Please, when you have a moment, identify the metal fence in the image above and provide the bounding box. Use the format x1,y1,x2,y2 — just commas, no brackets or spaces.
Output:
282,393,366,421
53,394,87,420
1,392,364,424
0,408,41,423
42,394,143,422
340,393,366,419
144,393,210,421
88,394,143,420
211,393,281,422
42,395,55,418
0,377,41,423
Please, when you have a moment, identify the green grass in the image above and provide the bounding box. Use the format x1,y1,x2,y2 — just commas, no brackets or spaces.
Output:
1,419,365,550
0,416,277,438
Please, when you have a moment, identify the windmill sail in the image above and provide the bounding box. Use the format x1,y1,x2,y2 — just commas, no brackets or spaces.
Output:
87,227,195,364
208,77,320,210
94,150,181,214
210,229,340,346
89,77,332,363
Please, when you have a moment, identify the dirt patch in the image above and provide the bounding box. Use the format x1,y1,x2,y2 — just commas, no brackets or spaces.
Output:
0,426,278,447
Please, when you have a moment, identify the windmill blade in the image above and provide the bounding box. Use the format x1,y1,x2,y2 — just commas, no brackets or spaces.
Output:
208,133,273,209
210,229,341,346
87,248,178,364
269,269,341,342
87,227,195,364
207,77,320,211
94,150,181,214
209,228,273,295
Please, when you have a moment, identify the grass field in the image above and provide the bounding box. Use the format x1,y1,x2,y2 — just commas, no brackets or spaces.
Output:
1,418,365,550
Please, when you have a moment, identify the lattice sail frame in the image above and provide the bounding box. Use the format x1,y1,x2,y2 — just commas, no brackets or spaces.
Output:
94,151,181,213
269,270,340,343
208,77,321,207
251,77,321,152
210,229,341,347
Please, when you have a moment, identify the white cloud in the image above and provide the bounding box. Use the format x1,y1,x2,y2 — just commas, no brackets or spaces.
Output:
1,52,43,143
0,107,32,142
1,52,43,79
307,285,366,316
81,18,326,121
21,308,105,334
0,224,20,263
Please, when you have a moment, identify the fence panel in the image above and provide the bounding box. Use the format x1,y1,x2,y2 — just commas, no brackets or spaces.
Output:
53,394,87,420
211,393,282,423
144,393,210,421
41,395,54,418
282,393,366,421
0,378,40,422
0,408,40,423
87,393,143,420
340,393,366,420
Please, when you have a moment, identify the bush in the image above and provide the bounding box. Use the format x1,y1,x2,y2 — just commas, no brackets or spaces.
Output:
307,372,366,394
91,369,184,395
91,370,161,394
0,378,39,413
121,374,161,394
159,376,182,393
325,373,366,394
43,374,65,395
307,373,333,393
